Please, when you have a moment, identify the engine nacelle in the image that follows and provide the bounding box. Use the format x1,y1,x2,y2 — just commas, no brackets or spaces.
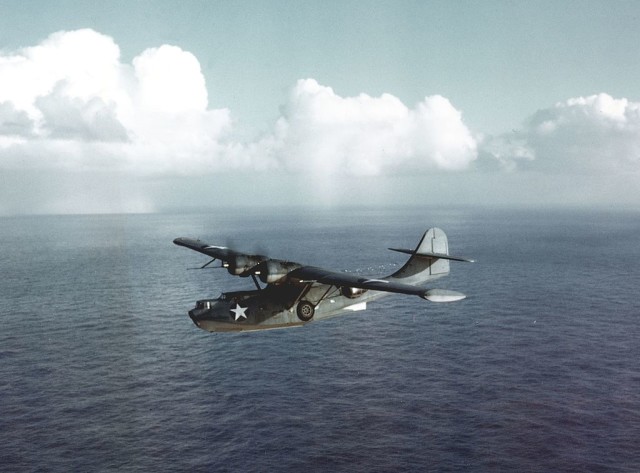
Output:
258,260,301,284
341,287,369,299
225,255,265,277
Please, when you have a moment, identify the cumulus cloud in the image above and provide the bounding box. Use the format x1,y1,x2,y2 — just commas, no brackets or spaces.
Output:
0,29,234,174
12,28,640,212
483,93,640,174
36,86,129,142
0,29,479,181
256,79,477,176
0,102,34,137
133,45,208,113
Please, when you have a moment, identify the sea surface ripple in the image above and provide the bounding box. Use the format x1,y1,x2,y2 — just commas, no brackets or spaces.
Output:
1,207,639,472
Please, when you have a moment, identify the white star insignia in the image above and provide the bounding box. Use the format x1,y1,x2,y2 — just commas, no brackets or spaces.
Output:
230,303,248,321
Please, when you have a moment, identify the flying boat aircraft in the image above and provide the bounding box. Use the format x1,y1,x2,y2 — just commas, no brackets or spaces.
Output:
174,227,472,332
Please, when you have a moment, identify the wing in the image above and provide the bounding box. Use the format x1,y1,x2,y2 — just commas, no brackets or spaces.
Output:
289,266,465,302
173,237,249,260
173,237,268,274
175,237,466,301
389,247,474,262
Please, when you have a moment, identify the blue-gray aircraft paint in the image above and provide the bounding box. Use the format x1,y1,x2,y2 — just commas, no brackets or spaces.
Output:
175,227,471,332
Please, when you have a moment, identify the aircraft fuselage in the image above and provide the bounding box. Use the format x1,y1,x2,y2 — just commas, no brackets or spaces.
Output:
187,283,385,332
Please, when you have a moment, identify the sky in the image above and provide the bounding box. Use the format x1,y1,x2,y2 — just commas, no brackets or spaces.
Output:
1,0,640,214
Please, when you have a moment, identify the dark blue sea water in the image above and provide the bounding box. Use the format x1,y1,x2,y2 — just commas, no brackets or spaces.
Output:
1,207,639,472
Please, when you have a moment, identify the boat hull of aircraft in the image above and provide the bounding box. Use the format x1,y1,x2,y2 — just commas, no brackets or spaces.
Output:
187,285,394,332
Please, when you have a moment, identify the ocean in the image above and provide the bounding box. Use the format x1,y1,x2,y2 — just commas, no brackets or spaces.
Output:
1,207,639,472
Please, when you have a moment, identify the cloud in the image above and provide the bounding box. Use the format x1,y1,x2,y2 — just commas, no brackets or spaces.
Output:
0,29,234,174
482,93,640,174
5,28,639,213
132,45,208,113
0,101,34,137
0,29,479,181
36,85,129,142
256,79,478,176
0,29,124,123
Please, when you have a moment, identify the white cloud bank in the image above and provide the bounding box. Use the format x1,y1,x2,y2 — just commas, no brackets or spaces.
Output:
0,29,477,179
0,29,233,174
1,29,639,213
258,79,477,175
483,93,640,174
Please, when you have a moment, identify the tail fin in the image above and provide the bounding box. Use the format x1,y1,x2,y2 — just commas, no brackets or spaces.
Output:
388,227,472,284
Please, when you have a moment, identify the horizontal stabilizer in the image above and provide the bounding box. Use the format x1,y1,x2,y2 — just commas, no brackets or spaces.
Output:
422,289,466,302
389,247,474,263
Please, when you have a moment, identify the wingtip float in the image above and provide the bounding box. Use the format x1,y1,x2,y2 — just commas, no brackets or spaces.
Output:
174,227,472,332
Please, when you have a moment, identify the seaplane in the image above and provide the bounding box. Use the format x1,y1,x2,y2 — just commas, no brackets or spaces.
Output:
174,227,472,332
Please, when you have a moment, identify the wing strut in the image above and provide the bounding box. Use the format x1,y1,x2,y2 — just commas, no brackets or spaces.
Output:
250,274,262,291
289,283,313,310
187,258,221,270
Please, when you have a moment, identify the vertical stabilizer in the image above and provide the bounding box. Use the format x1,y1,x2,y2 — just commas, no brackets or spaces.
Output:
388,227,450,284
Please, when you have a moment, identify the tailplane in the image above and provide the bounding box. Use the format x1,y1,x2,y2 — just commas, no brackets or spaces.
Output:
388,227,472,285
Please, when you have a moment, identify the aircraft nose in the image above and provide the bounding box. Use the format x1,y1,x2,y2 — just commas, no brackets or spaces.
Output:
188,308,204,327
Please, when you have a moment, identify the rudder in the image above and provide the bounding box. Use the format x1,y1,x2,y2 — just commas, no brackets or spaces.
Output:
419,227,450,275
